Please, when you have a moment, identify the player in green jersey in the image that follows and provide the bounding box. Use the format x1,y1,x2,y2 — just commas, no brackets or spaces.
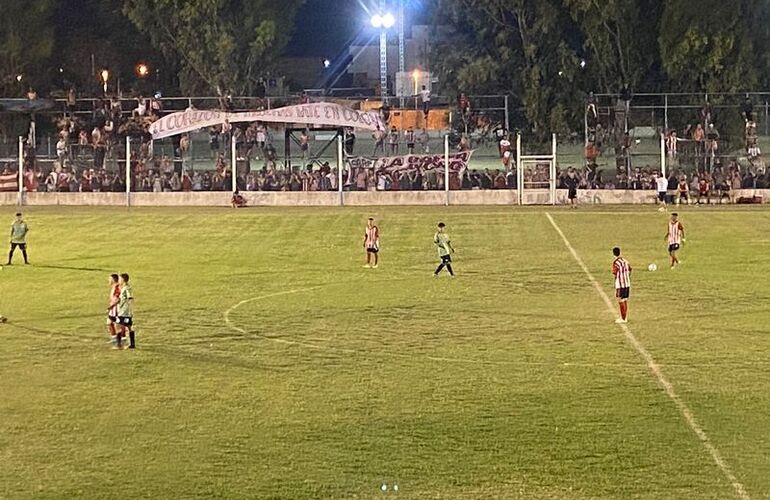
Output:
433,222,455,277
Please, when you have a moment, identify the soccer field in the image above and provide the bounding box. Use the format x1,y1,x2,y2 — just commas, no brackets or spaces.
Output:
1,205,769,499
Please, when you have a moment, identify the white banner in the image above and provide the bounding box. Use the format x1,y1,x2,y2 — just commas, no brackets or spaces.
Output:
149,102,386,139
346,151,475,173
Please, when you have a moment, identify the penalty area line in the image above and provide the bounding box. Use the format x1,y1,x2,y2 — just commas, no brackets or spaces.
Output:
545,212,750,500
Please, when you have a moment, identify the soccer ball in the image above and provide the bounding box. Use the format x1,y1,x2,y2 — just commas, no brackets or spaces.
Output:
648,263,657,272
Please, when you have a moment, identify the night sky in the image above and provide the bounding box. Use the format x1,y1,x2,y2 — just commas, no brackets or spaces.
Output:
287,0,433,58
287,0,361,58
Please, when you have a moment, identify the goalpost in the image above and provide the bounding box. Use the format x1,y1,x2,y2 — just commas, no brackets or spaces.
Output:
516,133,557,205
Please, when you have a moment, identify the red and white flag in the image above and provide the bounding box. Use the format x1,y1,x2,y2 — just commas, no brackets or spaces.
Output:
0,173,18,192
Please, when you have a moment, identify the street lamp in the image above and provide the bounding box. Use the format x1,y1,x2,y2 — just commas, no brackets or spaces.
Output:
100,69,109,94
135,63,150,79
370,11,396,101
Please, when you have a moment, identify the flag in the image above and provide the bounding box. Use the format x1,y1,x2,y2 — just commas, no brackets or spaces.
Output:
0,172,19,192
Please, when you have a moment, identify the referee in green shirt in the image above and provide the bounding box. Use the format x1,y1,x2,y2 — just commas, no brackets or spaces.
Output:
8,213,29,265
433,222,455,277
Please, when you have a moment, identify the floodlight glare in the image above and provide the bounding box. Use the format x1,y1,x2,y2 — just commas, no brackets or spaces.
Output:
382,13,396,28
370,14,383,28
135,63,150,78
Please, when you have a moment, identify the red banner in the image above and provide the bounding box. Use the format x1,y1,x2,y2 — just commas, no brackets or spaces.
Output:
346,151,474,173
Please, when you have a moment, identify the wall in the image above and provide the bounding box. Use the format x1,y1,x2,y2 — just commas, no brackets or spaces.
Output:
1,189,767,207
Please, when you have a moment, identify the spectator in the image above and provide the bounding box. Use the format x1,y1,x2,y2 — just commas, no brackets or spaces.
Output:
133,96,147,118
419,85,431,118
705,124,719,170
742,97,754,122
300,130,310,161
344,128,356,156
372,127,386,156
379,102,391,123
585,141,599,165
458,134,471,152
169,172,182,191
181,171,193,191
457,93,471,118
697,173,711,204
405,127,416,154
586,92,598,128
231,190,247,208
692,124,705,157
388,127,399,155
417,128,430,153
56,136,67,165
700,100,713,128
355,168,368,191
209,127,221,158
66,87,77,115
665,130,681,160
150,92,163,116
479,169,493,189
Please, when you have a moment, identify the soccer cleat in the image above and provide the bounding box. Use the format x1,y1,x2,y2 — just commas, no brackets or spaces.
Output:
615,318,627,324
372,264,378,269
363,264,371,268
0,316,7,323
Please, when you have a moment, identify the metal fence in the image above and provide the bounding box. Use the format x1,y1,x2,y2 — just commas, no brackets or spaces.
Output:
585,92,770,177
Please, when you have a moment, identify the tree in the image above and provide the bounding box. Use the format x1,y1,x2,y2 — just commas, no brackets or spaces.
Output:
430,0,584,139
0,0,55,96
562,0,662,92
659,0,770,93
123,0,303,96
53,0,169,96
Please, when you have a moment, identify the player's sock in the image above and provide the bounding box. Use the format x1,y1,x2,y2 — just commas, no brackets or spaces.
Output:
621,302,628,320
446,264,454,276
128,331,136,349
7,248,13,264
434,264,445,275
21,248,28,264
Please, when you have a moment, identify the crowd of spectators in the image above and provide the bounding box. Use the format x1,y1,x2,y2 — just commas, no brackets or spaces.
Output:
8,90,770,196
586,93,766,172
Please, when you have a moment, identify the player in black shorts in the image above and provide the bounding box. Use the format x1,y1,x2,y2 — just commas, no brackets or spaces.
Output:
564,169,578,209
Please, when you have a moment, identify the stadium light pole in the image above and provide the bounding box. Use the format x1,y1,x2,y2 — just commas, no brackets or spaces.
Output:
17,136,23,206
398,0,405,107
371,9,396,102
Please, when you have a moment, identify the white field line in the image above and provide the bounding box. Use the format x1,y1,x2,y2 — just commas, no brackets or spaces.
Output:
226,287,647,367
224,289,518,363
223,286,358,353
545,212,749,500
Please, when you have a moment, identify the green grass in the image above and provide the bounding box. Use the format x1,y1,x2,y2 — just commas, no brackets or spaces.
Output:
1,205,770,499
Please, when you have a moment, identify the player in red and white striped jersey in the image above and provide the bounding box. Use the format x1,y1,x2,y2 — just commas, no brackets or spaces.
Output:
612,247,632,324
665,213,685,268
106,274,120,344
363,217,380,269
